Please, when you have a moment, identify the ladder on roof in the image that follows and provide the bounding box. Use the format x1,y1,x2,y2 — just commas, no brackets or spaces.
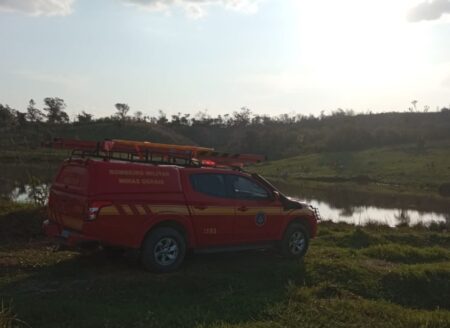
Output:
43,138,266,168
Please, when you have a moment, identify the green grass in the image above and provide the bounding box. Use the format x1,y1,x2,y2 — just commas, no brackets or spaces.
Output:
0,201,449,327
0,201,44,243
361,244,450,263
252,141,450,195
3,139,450,197
0,149,67,163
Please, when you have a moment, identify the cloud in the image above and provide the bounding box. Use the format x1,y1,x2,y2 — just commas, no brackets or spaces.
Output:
185,4,207,19
0,0,74,16
122,0,261,18
407,0,450,22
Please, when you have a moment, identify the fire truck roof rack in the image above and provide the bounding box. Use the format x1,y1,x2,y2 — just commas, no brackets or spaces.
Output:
43,138,266,169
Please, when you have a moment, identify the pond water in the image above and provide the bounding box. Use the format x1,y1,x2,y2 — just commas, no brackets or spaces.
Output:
1,164,449,227
0,163,55,205
7,184,49,203
295,199,446,227
277,182,449,227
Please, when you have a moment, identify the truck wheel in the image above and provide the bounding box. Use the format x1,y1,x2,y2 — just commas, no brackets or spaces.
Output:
280,223,309,258
141,227,186,273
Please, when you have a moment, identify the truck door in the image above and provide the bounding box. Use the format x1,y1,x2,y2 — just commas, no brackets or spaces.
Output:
227,174,282,243
183,172,235,247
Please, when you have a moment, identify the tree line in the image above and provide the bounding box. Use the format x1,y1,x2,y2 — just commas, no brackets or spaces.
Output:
2,97,449,127
1,97,450,159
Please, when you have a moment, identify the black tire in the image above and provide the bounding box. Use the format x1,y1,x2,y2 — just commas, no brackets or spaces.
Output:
141,227,186,273
280,223,309,258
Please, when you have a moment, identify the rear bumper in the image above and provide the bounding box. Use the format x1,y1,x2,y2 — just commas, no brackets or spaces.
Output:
42,219,97,247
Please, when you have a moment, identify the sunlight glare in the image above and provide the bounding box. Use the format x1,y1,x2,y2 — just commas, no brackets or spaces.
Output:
293,0,427,89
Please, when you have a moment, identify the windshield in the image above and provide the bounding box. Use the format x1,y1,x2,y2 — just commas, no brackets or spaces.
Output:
250,173,284,196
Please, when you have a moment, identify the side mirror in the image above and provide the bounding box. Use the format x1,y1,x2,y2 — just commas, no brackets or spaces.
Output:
272,190,280,201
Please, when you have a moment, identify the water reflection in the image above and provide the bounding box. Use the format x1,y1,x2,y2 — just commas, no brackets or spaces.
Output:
0,163,55,204
308,200,446,227
277,182,449,227
8,184,49,204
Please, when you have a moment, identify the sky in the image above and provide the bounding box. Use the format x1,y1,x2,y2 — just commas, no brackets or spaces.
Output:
0,0,449,119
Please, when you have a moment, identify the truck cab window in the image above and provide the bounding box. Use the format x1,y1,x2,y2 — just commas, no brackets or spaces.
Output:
229,176,270,201
190,174,228,198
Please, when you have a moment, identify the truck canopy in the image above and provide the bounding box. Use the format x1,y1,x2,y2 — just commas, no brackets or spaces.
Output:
53,159,183,196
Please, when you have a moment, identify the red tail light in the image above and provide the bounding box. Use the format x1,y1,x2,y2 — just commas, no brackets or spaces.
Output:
201,160,216,167
87,201,112,221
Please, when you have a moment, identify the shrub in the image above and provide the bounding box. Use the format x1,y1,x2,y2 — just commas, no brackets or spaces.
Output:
336,228,383,249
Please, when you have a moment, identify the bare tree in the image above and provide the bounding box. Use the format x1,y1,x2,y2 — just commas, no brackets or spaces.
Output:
157,110,168,125
0,104,16,127
133,111,143,122
26,99,45,122
232,107,252,126
43,97,69,123
77,111,93,123
115,103,130,121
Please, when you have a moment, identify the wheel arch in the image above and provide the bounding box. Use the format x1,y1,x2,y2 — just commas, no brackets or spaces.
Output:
281,216,316,239
138,215,196,249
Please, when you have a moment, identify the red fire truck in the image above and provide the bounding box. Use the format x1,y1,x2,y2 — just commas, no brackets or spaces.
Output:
43,139,319,272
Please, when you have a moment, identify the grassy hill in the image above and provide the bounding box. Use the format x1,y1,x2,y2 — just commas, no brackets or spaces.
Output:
2,110,450,160
0,121,195,150
0,201,449,327
252,140,450,196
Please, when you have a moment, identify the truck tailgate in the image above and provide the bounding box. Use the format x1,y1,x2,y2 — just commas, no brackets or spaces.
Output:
48,188,87,232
